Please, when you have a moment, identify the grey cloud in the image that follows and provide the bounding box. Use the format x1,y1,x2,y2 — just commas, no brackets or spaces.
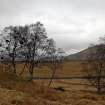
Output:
0,0,105,53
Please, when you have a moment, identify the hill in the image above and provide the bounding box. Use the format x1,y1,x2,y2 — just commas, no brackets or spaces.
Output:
67,46,98,60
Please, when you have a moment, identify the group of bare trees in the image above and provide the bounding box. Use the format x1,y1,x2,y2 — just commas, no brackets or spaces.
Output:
1,21,105,93
82,39,105,93
0,22,64,85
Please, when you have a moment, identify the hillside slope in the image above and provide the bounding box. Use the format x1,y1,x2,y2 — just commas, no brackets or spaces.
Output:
67,46,98,60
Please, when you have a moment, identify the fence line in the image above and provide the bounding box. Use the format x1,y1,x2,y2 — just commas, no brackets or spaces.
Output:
33,76,105,79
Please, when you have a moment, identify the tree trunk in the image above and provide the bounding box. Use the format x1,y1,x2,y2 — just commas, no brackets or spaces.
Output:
48,66,56,87
97,76,101,94
12,43,17,74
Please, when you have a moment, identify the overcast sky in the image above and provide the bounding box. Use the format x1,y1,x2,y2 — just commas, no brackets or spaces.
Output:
0,0,105,54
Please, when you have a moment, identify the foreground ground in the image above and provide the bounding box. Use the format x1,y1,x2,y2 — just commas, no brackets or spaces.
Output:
0,77,105,105
0,61,105,105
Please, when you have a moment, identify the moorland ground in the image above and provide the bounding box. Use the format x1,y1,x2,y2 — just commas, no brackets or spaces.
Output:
0,61,105,105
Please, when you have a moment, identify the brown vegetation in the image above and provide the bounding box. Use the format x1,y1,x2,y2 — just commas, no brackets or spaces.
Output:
0,61,104,105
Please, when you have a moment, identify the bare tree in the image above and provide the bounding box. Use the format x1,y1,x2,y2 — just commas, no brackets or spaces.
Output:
0,26,23,74
82,44,105,93
25,22,49,80
0,22,65,82
45,39,65,86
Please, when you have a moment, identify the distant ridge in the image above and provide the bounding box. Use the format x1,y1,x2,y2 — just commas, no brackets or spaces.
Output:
67,46,98,60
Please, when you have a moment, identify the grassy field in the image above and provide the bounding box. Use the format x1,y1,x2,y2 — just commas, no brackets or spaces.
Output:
0,61,87,91
0,61,105,105
0,60,92,92
0,61,84,77
35,61,83,77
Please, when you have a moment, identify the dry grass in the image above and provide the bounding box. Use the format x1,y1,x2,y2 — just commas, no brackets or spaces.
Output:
0,74,66,105
0,61,85,81
0,61,105,105
33,61,83,77
0,80,105,105
0,61,83,77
